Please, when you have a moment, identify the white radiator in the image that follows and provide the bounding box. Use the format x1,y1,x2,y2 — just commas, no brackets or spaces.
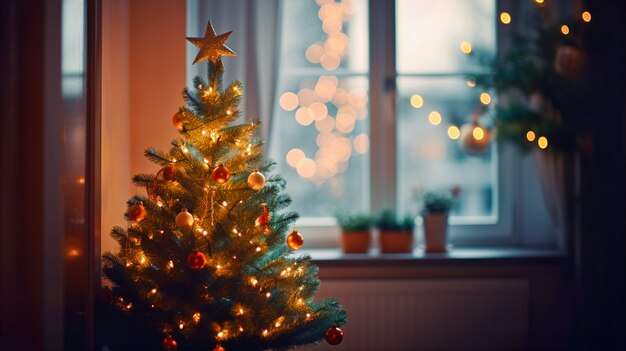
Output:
303,279,528,351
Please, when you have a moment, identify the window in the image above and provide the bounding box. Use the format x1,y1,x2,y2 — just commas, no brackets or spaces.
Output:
270,0,516,246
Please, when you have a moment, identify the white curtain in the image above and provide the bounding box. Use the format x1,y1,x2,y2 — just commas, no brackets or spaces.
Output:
186,0,280,149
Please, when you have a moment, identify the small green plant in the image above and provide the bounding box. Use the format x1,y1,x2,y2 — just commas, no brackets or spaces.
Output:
421,191,454,215
335,213,373,232
375,209,415,232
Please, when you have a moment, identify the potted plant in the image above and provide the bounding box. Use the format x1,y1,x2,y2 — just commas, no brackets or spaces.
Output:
420,189,456,253
336,213,373,253
375,209,415,253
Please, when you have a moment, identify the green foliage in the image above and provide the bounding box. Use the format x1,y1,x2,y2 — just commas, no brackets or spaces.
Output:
100,56,346,350
374,209,415,232
473,8,591,153
421,191,454,215
335,213,373,232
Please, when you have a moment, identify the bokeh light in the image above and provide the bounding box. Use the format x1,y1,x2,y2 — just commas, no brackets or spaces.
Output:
526,131,536,142
538,136,548,149
279,92,299,111
410,94,424,108
460,42,472,54
447,125,460,140
428,111,442,125
561,25,570,35
353,133,369,154
500,12,511,24
285,148,305,168
472,126,485,140
479,92,492,105
582,11,591,22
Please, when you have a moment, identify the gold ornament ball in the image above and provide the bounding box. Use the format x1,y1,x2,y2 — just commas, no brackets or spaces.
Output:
287,229,304,250
172,112,185,131
458,123,492,155
211,164,231,184
247,169,266,190
128,202,147,222
176,208,194,228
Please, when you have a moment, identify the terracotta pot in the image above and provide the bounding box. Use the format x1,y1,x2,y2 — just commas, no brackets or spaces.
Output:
423,213,448,253
379,230,413,253
341,230,370,253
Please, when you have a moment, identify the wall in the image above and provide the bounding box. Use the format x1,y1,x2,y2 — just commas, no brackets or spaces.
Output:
101,0,185,254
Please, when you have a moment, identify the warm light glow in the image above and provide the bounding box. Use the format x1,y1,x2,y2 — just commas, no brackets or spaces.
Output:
286,148,306,168
239,308,244,315
447,125,460,140
201,129,207,135
526,131,536,142
216,264,222,270
479,92,492,105
295,107,314,126
167,260,174,268
262,329,269,336
151,288,157,294
275,321,281,328
217,331,224,338
582,11,591,22
306,313,311,319
265,292,271,298
179,322,184,330
534,0,544,4
428,111,442,125
466,78,476,87
297,88,316,107
460,42,472,54
309,102,329,121
320,52,341,70
305,43,325,63
315,116,335,133
410,95,424,108
193,313,201,323
296,158,317,178
538,136,548,149
472,127,485,140
222,201,228,206
67,248,80,257
203,230,208,236
561,25,570,35
255,246,262,252
77,177,85,185
140,256,146,264
250,278,258,286
353,133,370,154
226,109,232,115
500,12,511,24
315,75,339,101
182,146,189,153
279,92,299,111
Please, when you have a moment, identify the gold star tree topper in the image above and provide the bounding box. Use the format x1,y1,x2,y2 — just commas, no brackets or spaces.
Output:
186,21,237,65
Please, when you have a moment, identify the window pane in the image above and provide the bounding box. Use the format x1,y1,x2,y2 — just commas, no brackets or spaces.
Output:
396,77,497,222
396,0,496,74
270,0,370,217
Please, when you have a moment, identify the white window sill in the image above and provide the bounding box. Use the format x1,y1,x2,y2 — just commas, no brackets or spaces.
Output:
302,247,565,264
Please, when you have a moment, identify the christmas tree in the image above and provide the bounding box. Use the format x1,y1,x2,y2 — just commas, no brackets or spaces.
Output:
100,21,346,351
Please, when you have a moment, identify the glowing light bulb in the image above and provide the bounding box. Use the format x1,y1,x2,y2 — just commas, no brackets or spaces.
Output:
561,25,570,35
201,129,207,135
538,136,548,149
151,288,157,294
479,92,491,105
473,127,485,140
460,42,472,54
251,278,258,286
428,111,442,125
193,313,201,323
203,230,208,236
266,292,271,298
168,260,174,268
447,125,460,140
256,246,262,252
222,201,228,206
466,78,476,87
526,131,536,142
179,322,184,330
500,12,511,24
306,313,311,319
410,95,424,108
262,329,269,336
216,264,222,270
217,331,224,338
275,321,281,328
239,308,244,315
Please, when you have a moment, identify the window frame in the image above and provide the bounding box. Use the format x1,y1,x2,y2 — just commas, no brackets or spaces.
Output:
280,0,526,248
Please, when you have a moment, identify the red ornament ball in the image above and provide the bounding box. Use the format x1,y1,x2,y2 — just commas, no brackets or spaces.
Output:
255,203,270,227
287,229,304,250
172,112,185,131
162,336,177,350
187,249,206,270
325,326,343,345
211,164,231,184
128,202,147,222
212,345,225,351
161,165,177,182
